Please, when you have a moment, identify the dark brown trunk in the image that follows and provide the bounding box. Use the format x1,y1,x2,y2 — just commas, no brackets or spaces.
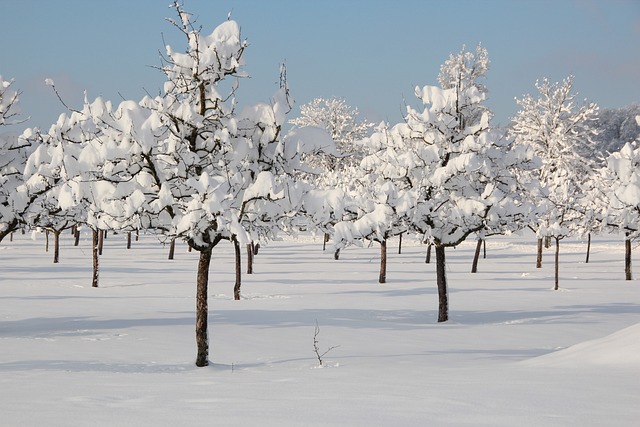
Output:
98,229,104,256
195,248,212,367
253,242,260,255
135,230,139,241
45,229,49,253
398,233,403,255
323,233,329,251
536,238,543,268
471,238,482,273
74,227,80,246
585,233,591,264
483,239,487,259
625,234,632,281
554,237,560,291
246,243,253,274
334,248,340,260
435,245,448,322
545,236,551,249
425,244,432,264
168,238,176,260
127,232,132,249
234,239,242,300
379,239,387,284
53,230,60,264
91,229,99,288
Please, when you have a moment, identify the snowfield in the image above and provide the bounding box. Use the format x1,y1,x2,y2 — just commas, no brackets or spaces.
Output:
1,231,639,426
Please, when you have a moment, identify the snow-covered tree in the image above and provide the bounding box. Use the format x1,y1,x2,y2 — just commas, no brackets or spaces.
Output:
289,96,373,171
0,76,33,242
353,46,537,322
67,4,333,367
21,92,112,282
333,157,408,283
510,76,599,289
601,117,640,280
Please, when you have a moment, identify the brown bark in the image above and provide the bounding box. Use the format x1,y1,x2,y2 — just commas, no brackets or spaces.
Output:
471,238,482,273
585,233,591,264
234,239,242,300
425,244,432,264
195,248,212,367
127,232,132,249
246,243,253,274
74,227,80,246
536,238,543,268
625,234,632,281
323,233,329,251
45,229,49,253
91,229,99,288
98,229,104,256
53,230,60,264
435,245,448,322
379,239,387,284
554,237,560,291
334,248,340,260
168,238,176,260
398,233,403,255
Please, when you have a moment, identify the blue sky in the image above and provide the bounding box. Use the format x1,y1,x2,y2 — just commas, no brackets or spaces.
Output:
2,0,639,130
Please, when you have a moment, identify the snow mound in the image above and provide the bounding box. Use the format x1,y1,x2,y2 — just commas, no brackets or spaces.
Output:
524,323,640,368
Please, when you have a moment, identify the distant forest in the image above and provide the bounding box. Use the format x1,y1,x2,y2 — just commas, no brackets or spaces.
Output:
593,104,640,158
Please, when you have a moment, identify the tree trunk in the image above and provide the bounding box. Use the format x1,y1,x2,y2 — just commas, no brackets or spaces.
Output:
483,239,487,259
334,248,340,260
45,229,49,253
253,242,260,255
74,227,80,246
322,233,329,251
91,229,99,288
98,229,104,256
195,248,212,367
379,239,387,284
585,233,591,264
625,234,632,281
246,243,253,274
127,232,132,249
471,238,482,273
234,238,242,300
398,233,403,255
53,230,60,264
168,238,176,260
135,229,139,241
545,236,551,249
435,245,448,322
554,237,560,291
425,244,432,264
536,238,543,268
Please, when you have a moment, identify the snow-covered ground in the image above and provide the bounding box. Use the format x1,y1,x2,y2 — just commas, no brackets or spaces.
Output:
1,231,639,426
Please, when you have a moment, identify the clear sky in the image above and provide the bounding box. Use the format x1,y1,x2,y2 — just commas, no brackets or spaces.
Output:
2,0,639,130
